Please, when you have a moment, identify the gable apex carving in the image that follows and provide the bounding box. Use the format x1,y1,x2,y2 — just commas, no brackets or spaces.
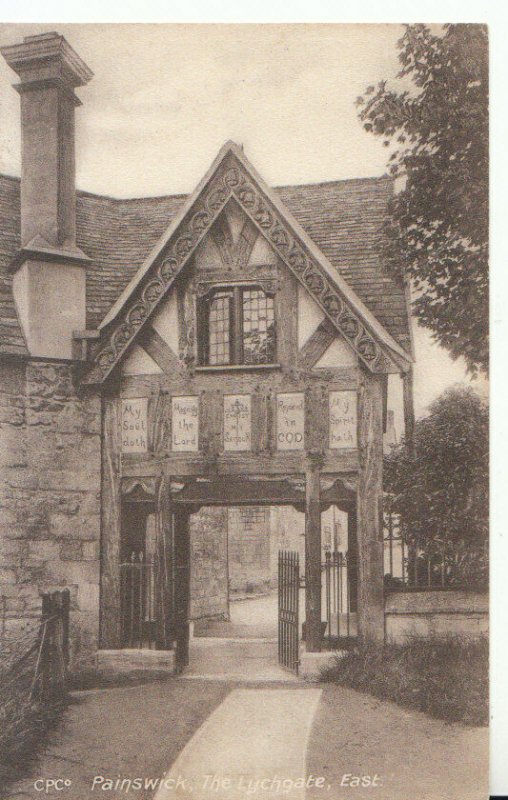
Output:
83,144,411,384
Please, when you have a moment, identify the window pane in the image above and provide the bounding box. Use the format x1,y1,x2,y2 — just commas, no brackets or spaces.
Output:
208,291,232,365
242,289,276,365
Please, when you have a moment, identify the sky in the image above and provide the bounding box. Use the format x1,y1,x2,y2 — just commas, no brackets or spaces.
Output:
0,23,487,433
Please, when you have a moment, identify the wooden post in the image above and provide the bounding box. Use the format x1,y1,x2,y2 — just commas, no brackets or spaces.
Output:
155,474,174,650
403,366,415,455
99,392,122,649
40,592,52,700
347,506,359,614
61,589,70,667
305,454,323,652
174,509,191,670
357,372,385,643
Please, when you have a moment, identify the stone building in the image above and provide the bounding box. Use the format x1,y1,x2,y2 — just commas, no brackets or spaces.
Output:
0,33,417,670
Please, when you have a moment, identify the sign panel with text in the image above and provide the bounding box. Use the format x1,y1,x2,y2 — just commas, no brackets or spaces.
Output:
171,396,199,452
329,390,357,449
224,394,252,451
276,392,305,451
121,398,148,453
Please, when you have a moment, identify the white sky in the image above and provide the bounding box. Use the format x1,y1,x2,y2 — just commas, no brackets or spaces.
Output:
0,23,488,430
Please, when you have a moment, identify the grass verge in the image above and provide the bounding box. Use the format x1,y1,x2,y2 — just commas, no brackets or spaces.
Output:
0,641,69,793
320,635,488,726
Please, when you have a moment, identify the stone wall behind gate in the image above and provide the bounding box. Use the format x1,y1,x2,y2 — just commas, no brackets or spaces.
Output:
228,507,271,594
0,359,101,667
189,507,229,619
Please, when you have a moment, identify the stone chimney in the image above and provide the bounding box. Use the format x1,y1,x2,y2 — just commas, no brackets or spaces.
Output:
1,32,93,359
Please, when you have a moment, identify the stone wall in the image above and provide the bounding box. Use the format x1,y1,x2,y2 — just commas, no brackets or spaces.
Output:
228,506,271,594
0,359,101,667
189,506,228,619
268,506,305,585
385,590,488,642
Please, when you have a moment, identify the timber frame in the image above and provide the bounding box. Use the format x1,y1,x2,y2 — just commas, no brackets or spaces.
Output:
83,142,412,385
100,369,386,655
95,141,413,660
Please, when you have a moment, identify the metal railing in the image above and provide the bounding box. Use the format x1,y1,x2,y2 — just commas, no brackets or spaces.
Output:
120,553,157,648
383,505,488,592
322,551,357,647
278,550,300,674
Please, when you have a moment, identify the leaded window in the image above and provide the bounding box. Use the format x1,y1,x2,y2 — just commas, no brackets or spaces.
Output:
200,285,276,366
208,290,232,365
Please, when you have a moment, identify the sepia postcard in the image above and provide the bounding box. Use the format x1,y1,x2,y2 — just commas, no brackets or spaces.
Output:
0,20,491,800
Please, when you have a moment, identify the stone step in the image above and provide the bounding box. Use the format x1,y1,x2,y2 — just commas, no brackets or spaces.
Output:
97,648,176,674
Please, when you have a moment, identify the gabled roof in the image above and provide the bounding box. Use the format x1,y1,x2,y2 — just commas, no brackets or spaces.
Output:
0,146,412,369
84,142,411,382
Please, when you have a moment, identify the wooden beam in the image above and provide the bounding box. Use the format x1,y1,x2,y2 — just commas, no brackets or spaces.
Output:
382,374,388,434
305,454,323,652
99,394,122,648
173,509,191,670
155,474,174,649
168,475,354,507
298,319,336,370
121,451,361,477
138,326,180,375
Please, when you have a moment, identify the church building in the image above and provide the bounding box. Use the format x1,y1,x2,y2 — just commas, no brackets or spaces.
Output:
0,33,414,671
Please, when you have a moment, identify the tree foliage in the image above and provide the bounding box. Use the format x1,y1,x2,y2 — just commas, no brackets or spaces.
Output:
357,24,488,374
385,386,488,586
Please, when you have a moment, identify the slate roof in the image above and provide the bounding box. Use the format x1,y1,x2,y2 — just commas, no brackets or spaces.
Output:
0,173,411,358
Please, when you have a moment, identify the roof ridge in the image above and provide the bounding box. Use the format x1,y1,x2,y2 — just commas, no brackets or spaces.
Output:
0,165,409,359
0,172,393,201
275,175,392,191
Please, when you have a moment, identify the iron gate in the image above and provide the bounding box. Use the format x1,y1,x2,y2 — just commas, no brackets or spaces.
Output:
120,552,157,649
323,550,358,646
278,550,300,674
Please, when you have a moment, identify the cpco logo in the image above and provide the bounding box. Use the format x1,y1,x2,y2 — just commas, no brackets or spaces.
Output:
34,779,72,793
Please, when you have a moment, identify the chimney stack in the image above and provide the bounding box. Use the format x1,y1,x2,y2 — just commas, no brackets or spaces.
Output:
1,32,93,359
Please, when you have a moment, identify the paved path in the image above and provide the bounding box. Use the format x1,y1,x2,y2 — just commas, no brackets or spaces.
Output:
155,688,322,800
4,649,488,800
184,638,299,682
194,593,280,639
194,592,306,640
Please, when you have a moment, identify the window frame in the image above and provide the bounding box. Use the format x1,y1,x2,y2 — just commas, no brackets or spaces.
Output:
198,280,277,367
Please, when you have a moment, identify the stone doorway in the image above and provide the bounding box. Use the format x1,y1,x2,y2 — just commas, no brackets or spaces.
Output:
111,475,358,676
190,504,305,643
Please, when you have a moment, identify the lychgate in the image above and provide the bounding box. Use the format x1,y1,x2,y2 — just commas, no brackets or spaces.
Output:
0,32,414,671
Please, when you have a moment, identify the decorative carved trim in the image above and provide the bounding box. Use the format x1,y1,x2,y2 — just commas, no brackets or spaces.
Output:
236,218,259,267
229,179,390,373
84,160,241,384
285,476,306,493
121,477,157,498
210,215,234,266
210,208,259,269
84,153,397,384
